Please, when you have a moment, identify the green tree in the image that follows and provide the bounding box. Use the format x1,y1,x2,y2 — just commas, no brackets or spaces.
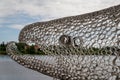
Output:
15,43,27,54
0,42,6,51
0,42,7,55
29,45,36,54
25,45,36,54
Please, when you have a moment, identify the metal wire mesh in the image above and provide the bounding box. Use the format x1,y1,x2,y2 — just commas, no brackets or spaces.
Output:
6,4,120,80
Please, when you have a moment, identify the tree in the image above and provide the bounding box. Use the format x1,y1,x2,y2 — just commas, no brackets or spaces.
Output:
0,42,7,55
0,42,6,51
30,45,36,54
15,43,27,54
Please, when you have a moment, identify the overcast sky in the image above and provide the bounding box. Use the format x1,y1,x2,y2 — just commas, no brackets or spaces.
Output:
0,0,120,43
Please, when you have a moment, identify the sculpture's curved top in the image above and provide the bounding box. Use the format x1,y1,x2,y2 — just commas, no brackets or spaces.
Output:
7,4,120,80
19,4,120,49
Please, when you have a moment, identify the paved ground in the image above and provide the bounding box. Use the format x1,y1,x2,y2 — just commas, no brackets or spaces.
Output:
0,56,53,80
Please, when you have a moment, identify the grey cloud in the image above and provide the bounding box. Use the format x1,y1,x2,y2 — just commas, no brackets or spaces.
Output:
0,0,120,21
